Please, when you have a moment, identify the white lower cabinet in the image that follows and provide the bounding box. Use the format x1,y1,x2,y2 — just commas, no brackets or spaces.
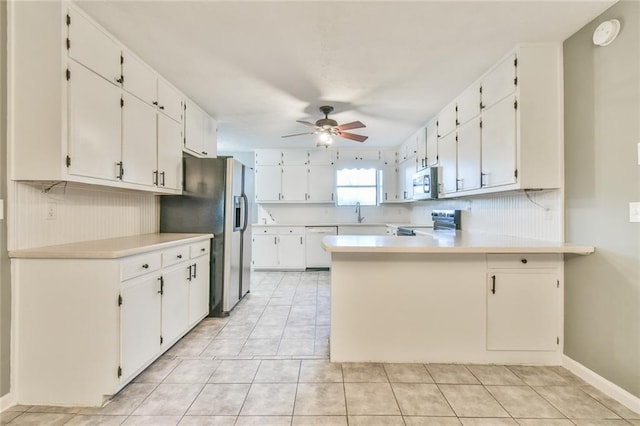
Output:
252,227,305,270
161,265,190,348
120,275,162,382
486,254,560,352
12,236,211,406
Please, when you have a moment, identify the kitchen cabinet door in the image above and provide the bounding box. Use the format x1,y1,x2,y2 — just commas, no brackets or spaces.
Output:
416,127,427,170
255,166,282,202
252,234,278,268
457,81,481,126
281,165,307,201
380,149,397,166
157,78,183,123
425,119,438,167
398,159,415,201
188,257,210,326
120,276,161,382
438,132,457,195
437,101,457,138
184,99,204,155
482,53,517,109
67,61,122,181
360,149,381,161
122,50,156,106
380,165,398,202
481,95,517,188
456,117,481,191
278,234,306,269
122,93,157,186
157,113,183,191
307,165,335,202
203,115,217,158
255,150,282,166
67,8,121,84
282,150,308,165
161,265,190,347
487,272,558,351
308,149,334,165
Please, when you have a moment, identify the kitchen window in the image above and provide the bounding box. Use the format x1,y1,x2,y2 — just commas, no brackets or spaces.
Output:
335,168,378,206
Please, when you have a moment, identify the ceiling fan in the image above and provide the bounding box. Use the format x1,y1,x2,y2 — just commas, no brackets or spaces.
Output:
282,106,368,145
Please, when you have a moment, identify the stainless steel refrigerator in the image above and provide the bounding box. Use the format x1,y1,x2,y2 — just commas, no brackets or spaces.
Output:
160,154,253,316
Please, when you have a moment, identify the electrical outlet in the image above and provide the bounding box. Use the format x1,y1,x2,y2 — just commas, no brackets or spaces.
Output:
46,202,57,220
629,202,640,223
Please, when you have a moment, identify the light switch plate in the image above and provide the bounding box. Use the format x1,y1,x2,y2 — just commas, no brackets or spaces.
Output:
630,202,640,222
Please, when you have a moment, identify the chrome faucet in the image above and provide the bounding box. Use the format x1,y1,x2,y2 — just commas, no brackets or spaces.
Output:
355,202,365,223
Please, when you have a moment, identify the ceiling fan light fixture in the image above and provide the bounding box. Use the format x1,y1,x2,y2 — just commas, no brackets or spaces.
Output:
318,131,333,145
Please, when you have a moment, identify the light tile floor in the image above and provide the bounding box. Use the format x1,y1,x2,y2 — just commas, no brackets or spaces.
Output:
3,271,640,426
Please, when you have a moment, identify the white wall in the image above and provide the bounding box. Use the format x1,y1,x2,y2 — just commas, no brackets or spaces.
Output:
256,203,412,225
8,181,159,251
410,189,563,241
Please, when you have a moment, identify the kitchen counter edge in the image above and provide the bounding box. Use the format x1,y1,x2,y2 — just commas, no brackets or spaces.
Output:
321,234,594,255
9,233,214,259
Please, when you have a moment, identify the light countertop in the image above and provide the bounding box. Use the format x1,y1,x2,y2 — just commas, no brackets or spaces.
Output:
9,233,214,259
321,231,594,255
253,223,432,228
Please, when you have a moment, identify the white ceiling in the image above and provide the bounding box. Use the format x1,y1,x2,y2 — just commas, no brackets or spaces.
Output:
77,0,613,152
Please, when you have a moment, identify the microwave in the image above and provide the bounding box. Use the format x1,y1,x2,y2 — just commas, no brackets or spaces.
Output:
412,167,440,200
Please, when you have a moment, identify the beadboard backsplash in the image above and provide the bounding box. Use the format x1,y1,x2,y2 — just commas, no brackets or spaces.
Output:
8,181,159,251
257,203,412,225
410,189,563,241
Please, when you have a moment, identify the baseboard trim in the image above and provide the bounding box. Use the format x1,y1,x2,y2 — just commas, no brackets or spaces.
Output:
0,392,16,412
563,354,640,413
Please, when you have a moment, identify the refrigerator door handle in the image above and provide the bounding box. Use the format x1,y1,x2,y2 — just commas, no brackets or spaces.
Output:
241,193,249,233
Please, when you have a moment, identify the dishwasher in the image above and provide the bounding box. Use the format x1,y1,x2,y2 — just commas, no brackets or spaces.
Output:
305,226,338,268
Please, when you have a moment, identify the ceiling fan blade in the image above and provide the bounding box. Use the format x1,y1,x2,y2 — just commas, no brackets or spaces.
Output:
281,132,316,138
296,120,320,129
336,121,366,131
337,131,368,143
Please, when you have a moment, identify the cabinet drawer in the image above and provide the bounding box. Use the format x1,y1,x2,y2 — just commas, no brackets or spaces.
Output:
487,253,559,269
121,252,162,281
190,241,210,258
253,227,277,235
162,245,189,267
277,227,305,235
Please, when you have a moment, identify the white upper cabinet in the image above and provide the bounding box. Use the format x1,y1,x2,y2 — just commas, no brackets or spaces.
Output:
456,117,482,192
184,99,205,156
122,50,156,106
308,149,335,165
157,79,183,123
380,149,397,166
481,53,517,109
337,148,380,162
437,101,457,138
255,166,282,201
157,114,183,191
255,150,283,166
281,165,307,201
481,95,517,188
10,2,192,194
204,115,218,158
380,165,398,202
307,165,334,202
437,132,457,196
67,61,122,181
67,8,121,85
457,81,482,126
416,127,427,170
282,150,309,165
122,92,158,186
425,119,438,167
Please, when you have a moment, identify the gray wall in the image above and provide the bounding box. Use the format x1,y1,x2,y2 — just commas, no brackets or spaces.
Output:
1,0,10,398
564,1,640,397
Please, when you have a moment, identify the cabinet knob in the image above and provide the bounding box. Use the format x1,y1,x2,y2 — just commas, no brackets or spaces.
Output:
159,105,165,110
521,258,528,264
152,101,158,106
201,248,206,252
142,263,149,269
177,254,182,259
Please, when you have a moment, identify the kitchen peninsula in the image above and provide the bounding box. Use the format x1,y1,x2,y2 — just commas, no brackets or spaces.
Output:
322,232,594,365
